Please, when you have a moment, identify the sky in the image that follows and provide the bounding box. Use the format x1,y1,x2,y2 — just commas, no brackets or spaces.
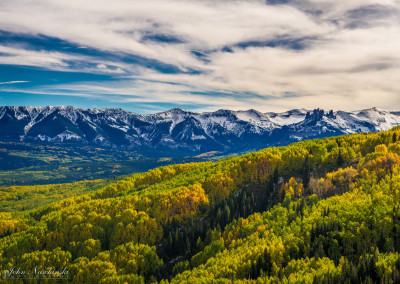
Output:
0,0,400,114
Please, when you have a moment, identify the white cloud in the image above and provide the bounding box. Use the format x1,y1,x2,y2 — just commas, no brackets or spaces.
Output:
0,81,30,85
0,0,400,112
0,44,136,75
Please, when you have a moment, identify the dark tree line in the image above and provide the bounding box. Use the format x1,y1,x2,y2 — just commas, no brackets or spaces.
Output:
159,169,282,277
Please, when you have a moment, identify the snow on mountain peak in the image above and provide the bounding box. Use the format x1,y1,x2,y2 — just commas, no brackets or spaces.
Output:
1,106,400,156
266,108,309,126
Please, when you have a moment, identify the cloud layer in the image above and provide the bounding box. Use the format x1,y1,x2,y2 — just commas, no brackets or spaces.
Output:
0,0,399,112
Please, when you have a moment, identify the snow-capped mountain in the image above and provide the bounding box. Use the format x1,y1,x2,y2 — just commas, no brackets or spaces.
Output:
0,106,399,156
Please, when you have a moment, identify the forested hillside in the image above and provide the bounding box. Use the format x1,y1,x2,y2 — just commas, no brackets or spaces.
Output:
1,128,400,283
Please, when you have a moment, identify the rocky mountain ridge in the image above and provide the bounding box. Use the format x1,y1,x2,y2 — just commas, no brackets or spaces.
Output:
1,106,399,156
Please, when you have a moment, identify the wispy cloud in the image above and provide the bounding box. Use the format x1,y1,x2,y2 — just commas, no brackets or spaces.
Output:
0,0,400,112
0,80,30,85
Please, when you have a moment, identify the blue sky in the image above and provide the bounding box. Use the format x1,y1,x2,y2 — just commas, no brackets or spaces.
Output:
0,0,400,114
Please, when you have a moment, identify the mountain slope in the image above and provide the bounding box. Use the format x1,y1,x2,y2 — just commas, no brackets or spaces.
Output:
2,127,400,282
1,106,400,156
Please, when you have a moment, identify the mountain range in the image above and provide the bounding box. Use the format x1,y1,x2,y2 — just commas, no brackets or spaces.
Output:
1,106,399,157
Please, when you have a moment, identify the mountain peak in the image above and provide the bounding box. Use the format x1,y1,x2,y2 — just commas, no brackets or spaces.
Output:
356,107,386,113
170,107,186,112
155,107,191,115
212,109,235,115
1,105,399,156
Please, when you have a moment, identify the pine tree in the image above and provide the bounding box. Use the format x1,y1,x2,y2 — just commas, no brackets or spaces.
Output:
337,148,344,166
273,167,279,184
185,237,191,255
263,249,272,274
174,230,180,253
302,155,311,189
224,205,230,226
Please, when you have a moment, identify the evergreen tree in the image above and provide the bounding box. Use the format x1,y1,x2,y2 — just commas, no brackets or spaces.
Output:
337,148,344,166
185,237,191,254
273,167,279,184
302,155,311,189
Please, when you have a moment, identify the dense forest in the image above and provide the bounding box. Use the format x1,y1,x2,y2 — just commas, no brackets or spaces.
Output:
0,141,208,186
1,128,400,283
